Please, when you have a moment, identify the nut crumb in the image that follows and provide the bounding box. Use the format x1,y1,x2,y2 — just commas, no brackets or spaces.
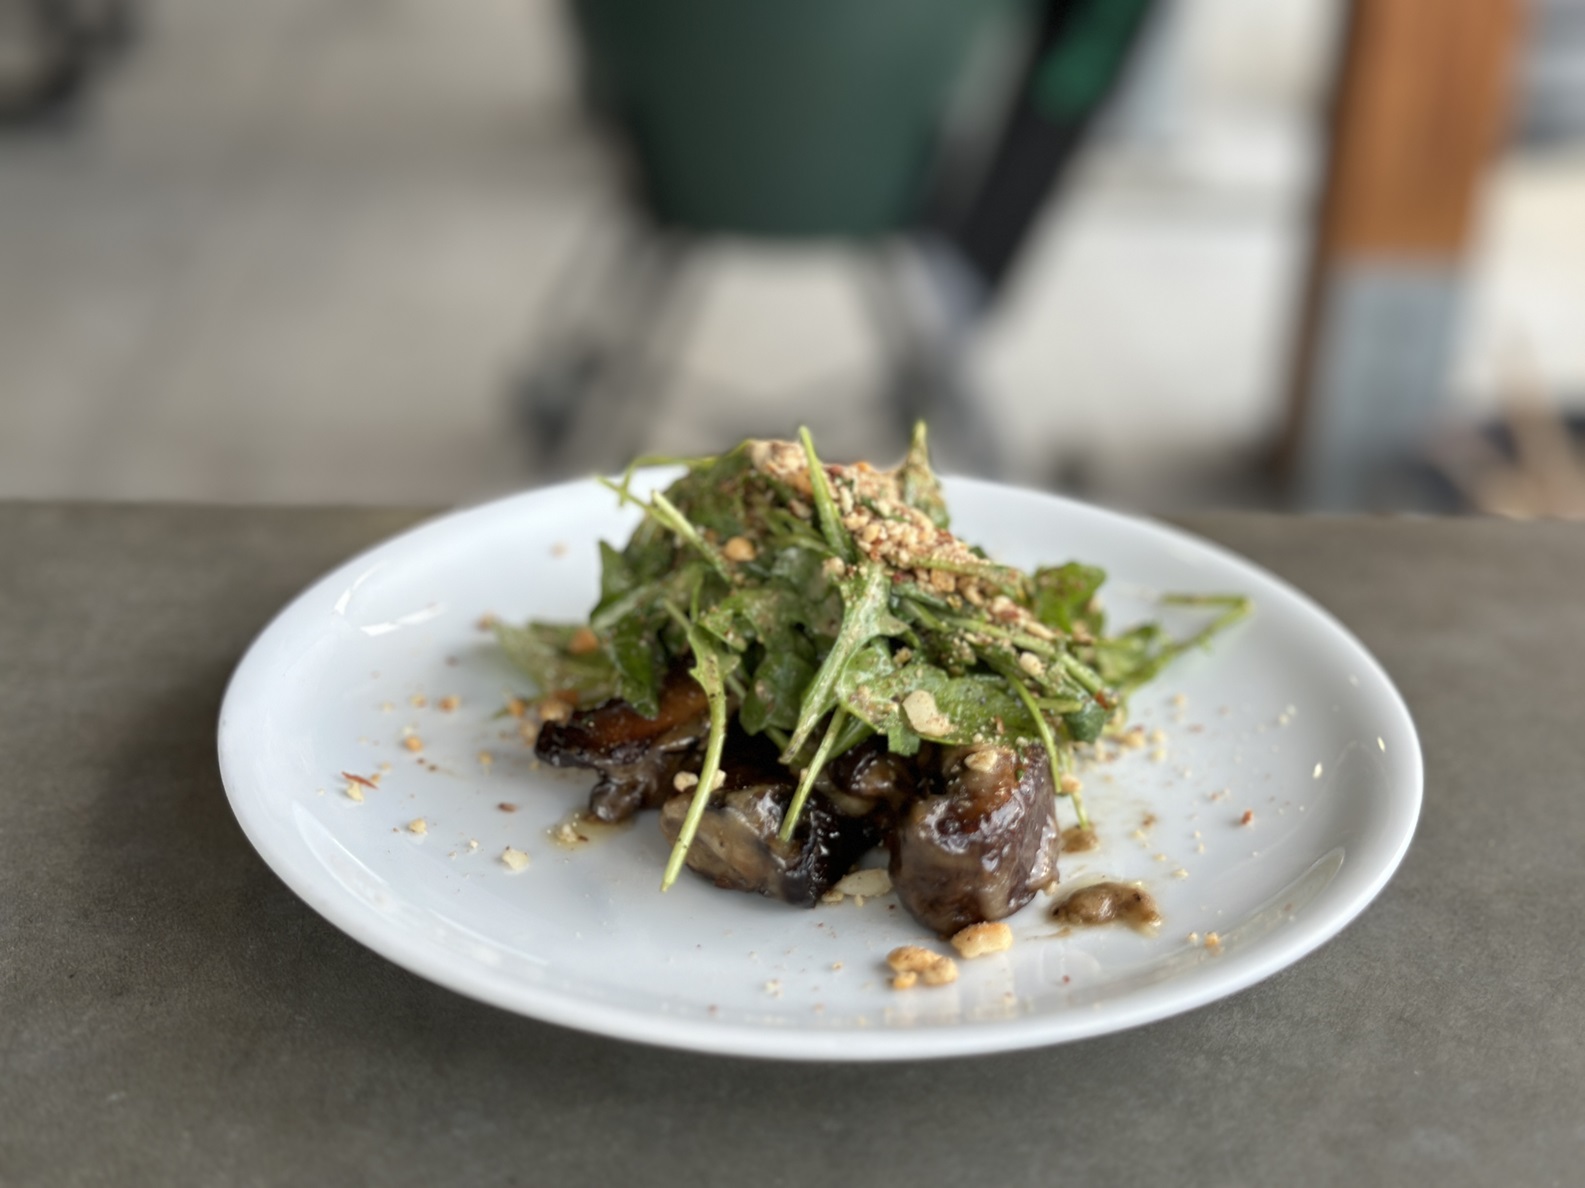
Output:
1204,931,1222,952
409,695,427,708
478,751,494,768
438,695,460,712
1120,726,1148,750
722,535,758,563
962,748,1000,773
950,922,1013,959
538,697,573,724
406,817,428,835
886,945,958,987
476,613,498,631
1240,809,1255,826
402,735,423,753
1058,773,1083,794
831,962,844,972
901,690,953,737
832,868,892,899
500,846,530,871
343,783,364,802
567,627,599,655
763,979,782,997
467,839,479,851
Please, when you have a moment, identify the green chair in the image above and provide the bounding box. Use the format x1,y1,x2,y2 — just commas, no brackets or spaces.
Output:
519,0,1022,472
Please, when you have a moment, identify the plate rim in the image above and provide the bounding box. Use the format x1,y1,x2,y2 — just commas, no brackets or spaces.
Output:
217,476,1423,1061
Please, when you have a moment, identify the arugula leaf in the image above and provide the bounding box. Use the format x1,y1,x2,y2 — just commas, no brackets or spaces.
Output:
782,561,909,759
838,649,1038,751
898,421,950,529
493,622,617,704
607,611,664,717
1033,562,1107,635
741,639,817,735
659,606,739,891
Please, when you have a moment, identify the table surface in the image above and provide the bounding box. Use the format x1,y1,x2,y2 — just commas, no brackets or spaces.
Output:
3,501,1582,1187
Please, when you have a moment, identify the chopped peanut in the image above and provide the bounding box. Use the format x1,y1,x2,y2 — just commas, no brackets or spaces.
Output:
538,697,573,724
567,627,600,655
950,922,1013,959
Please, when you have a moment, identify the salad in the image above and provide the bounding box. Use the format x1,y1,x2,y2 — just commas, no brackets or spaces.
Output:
497,427,1247,936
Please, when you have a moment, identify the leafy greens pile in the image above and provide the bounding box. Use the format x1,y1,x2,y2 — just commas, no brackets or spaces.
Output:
498,426,1248,890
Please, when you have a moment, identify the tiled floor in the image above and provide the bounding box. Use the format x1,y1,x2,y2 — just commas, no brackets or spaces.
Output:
2,0,1580,510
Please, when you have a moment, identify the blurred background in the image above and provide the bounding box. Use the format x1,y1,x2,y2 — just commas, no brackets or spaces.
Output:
1,0,1581,515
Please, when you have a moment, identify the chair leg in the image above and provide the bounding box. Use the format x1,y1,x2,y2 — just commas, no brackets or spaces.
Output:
515,225,704,476
853,239,1003,477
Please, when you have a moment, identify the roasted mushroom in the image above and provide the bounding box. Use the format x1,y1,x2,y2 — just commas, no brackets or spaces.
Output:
889,743,1061,935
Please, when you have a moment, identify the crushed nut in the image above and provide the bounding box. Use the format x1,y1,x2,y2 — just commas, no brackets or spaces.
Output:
500,846,530,872
962,748,1000,774
406,817,428,835
538,697,573,724
886,945,958,988
722,536,758,563
832,868,892,899
950,922,1013,959
1058,773,1083,794
901,689,953,737
402,735,424,753
567,627,599,655
438,695,460,712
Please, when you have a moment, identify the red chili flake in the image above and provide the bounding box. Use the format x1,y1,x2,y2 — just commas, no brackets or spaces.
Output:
341,771,379,789
498,802,518,813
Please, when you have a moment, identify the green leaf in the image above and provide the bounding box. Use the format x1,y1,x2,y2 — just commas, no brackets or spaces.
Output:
1090,624,1163,687
837,649,1038,751
607,612,663,717
493,621,617,704
782,561,908,758
741,642,817,735
1033,562,1107,635
898,421,950,529
1061,698,1109,743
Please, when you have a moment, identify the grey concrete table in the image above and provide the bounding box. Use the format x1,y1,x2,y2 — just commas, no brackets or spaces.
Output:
3,503,1582,1187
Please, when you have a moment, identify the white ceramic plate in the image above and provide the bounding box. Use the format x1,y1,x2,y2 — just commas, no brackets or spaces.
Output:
219,475,1421,1061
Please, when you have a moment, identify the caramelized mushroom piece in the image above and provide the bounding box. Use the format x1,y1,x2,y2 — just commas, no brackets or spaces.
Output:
535,669,709,822
659,764,879,908
889,743,1061,935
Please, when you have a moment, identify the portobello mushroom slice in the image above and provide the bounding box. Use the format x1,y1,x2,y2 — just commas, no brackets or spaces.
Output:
889,743,1061,935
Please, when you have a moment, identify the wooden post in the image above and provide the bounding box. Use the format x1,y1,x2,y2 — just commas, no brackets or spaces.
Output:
1279,0,1524,507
